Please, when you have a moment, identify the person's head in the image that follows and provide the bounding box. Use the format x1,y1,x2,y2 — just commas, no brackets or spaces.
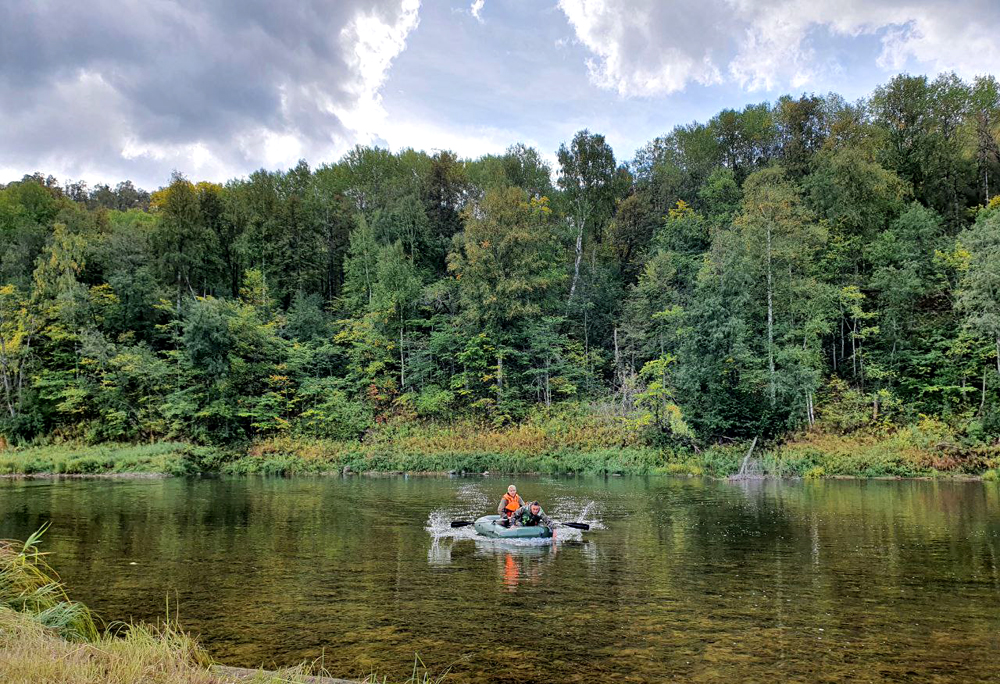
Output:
530,502,541,514
507,485,517,496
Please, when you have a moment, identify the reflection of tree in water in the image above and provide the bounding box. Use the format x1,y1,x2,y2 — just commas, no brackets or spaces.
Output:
631,478,1000,677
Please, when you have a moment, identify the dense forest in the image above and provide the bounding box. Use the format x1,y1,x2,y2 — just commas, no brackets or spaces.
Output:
3,72,1000,451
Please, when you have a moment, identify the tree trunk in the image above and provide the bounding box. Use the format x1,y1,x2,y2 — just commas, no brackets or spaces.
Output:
0,333,15,418
544,355,551,408
851,321,857,377
613,326,620,392
766,223,775,406
399,320,405,392
980,365,987,415
567,215,585,304
496,351,503,398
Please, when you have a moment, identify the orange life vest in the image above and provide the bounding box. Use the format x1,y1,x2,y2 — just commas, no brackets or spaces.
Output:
502,492,521,512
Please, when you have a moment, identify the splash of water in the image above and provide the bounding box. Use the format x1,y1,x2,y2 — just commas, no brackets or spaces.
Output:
551,497,605,530
425,509,480,540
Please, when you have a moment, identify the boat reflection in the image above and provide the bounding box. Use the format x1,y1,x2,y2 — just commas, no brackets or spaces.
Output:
428,527,591,592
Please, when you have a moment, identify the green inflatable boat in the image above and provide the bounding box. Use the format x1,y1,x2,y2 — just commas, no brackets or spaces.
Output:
473,515,553,539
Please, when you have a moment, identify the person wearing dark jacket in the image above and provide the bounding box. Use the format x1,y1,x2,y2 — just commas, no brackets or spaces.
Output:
510,501,555,528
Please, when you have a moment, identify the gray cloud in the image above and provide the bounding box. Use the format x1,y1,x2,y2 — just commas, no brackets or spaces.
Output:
0,0,420,189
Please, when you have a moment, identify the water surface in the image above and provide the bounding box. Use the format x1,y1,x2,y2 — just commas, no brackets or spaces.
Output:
1,475,998,682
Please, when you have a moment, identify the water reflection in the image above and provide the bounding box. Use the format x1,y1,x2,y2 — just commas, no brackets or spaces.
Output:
429,531,564,593
0,476,997,683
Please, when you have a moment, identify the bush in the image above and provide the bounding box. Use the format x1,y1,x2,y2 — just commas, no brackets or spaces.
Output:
815,378,903,434
413,386,455,419
295,381,373,440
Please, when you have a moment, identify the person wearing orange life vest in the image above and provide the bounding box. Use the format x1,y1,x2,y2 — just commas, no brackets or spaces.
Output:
497,484,524,524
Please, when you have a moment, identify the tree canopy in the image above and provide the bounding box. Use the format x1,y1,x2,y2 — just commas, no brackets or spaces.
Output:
3,72,1000,447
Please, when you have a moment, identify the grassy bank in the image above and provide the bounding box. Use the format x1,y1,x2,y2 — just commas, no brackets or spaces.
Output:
219,415,1000,479
2,412,999,479
0,442,222,477
766,420,1000,479
0,531,441,684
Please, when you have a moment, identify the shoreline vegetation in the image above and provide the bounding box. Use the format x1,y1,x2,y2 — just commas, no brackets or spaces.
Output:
0,531,439,684
2,410,998,480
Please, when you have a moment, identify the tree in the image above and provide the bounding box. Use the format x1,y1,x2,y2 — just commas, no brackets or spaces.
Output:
0,285,37,427
449,188,565,412
957,208,1000,376
371,241,423,392
734,167,826,408
557,130,624,301
152,173,215,310
970,76,1000,203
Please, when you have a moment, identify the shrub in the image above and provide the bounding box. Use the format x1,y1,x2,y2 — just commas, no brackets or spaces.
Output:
413,386,455,419
296,381,373,440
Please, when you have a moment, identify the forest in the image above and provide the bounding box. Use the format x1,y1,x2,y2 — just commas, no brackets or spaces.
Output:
3,72,1000,456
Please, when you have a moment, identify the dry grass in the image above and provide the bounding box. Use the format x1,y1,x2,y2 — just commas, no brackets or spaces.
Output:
0,608,216,684
0,608,443,684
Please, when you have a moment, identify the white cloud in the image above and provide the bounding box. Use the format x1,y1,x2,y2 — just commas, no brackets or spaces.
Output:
557,0,1000,97
335,0,421,141
557,0,726,96
470,0,485,23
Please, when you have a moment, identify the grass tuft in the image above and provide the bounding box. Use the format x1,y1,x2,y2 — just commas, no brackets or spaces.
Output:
0,525,99,642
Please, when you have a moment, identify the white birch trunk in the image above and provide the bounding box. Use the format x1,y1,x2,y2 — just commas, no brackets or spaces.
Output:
766,223,775,406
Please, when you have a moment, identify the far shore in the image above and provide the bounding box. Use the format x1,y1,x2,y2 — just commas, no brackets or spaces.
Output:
1,434,997,482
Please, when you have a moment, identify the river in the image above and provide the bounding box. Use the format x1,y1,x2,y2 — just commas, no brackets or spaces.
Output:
1,475,998,682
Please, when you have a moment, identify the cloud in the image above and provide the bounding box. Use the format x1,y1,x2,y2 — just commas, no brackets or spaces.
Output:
470,0,485,24
557,0,727,96
557,0,1000,97
0,0,421,188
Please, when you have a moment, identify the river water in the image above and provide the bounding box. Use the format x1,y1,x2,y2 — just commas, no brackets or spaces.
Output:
1,475,998,682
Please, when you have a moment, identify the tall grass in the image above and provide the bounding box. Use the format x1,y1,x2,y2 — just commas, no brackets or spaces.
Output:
0,442,221,476
0,525,99,641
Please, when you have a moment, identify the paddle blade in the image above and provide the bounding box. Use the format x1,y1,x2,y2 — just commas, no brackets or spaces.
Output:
561,522,590,530
450,520,474,528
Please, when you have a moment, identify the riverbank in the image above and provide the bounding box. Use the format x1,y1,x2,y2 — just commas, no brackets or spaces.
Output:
0,442,220,477
0,533,437,684
2,416,998,480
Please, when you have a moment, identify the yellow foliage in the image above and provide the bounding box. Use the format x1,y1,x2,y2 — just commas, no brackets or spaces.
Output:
668,199,694,220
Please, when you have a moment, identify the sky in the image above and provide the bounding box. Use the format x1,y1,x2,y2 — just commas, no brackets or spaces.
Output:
2,0,999,191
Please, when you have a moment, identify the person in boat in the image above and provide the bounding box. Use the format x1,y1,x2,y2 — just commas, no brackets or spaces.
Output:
509,501,555,528
497,484,525,522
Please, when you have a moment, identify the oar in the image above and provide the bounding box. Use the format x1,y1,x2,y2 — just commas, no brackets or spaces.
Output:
450,520,590,530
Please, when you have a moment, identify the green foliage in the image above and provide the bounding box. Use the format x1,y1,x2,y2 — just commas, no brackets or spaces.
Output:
0,443,211,476
413,385,455,418
296,379,373,440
